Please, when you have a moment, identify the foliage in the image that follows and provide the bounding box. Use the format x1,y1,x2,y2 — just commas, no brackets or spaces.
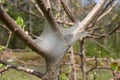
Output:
110,61,120,72
59,73,68,80
59,68,71,80
16,16,24,27
0,46,5,52
0,63,3,68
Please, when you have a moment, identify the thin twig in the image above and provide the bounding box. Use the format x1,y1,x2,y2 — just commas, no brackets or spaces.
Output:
7,0,42,18
97,0,118,21
0,24,10,31
79,39,87,80
89,21,120,39
86,0,116,29
4,31,12,51
30,0,44,16
86,67,112,75
60,0,77,23
0,60,44,78
69,46,76,80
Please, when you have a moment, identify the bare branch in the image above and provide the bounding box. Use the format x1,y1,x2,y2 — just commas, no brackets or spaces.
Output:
89,14,118,31
0,6,49,60
0,60,44,78
69,46,76,80
86,67,112,75
107,23,120,35
71,0,107,42
0,24,10,31
81,0,106,29
4,31,12,51
0,65,12,73
56,20,74,26
89,20,120,39
7,0,42,18
35,0,61,33
79,39,87,80
60,0,77,22
97,0,118,21
47,0,51,9
81,0,117,31
30,0,44,16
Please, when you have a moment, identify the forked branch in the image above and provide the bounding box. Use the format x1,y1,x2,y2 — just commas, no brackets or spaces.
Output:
81,0,106,29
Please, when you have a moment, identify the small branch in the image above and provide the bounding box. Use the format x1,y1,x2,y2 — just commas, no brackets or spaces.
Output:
47,0,51,9
89,14,118,31
0,60,44,78
0,24,10,31
35,0,61,33
30,0,44,16
86,67,112,75
87,0,117,29
88,32,109,38
0,65,12,73
72,0,107,42
89,22,120,39
79,39,87,80
56,20,74,26
86,55,98,75
97,0,118,21
60,0,77,22
3,31,12,56
0,6,49,60
81,0,106,29
107,23,120,35
7,0,42,18
69,46,76,80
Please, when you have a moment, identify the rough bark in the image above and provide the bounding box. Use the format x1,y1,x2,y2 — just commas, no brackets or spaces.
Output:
41,62,60,80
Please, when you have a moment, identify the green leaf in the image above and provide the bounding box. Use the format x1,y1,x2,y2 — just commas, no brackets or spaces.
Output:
63,25,68,28
16,17,24,27
0,63,3,68
1,46,5,49
64,69,71,76
110,62,118,70
59,73,68,80
0,46,5,52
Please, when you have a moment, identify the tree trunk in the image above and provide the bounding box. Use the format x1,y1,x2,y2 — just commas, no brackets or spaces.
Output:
42,61,60,80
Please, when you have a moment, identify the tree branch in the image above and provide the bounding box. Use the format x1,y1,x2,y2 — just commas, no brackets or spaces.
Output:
60,0,77,23
71,0,107,42
30,0,44,16
81,0,106,29
35,0,61,34
0,60,44,78
7,0,42,18
0,6,49,60
89,20,120,39
0,24,10,31
97,0,118,21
